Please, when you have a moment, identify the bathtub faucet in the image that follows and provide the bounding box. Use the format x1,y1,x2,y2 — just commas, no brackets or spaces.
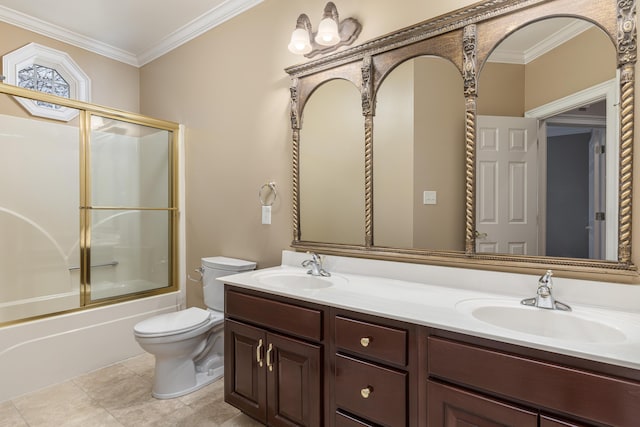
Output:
302,252,331,277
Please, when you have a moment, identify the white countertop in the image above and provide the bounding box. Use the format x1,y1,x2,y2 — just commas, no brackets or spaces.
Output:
219,251,640,370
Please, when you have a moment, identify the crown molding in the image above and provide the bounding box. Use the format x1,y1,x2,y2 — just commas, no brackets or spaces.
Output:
489,19,592,64
0,5,139,66
0,0,263,68
138,0,263,66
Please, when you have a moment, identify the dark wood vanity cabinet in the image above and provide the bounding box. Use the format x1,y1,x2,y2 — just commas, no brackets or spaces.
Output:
224,286,640,427
225,289,324,427
427,334,640,427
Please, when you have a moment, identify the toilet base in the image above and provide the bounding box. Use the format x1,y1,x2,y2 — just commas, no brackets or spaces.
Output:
152,364,224,399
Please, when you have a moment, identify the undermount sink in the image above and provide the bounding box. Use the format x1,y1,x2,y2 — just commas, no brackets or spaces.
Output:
456,299,628,343
254,269,347,290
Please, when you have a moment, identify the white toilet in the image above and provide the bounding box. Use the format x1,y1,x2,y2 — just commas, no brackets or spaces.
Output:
133,256,256,399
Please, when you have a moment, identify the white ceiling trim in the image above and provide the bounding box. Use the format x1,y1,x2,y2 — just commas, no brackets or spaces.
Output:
138,0,263,66
489,20,593,65
0,0,263,68
0,5,139,66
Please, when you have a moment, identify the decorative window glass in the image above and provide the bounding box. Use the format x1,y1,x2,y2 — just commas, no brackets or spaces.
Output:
3,43,91,121
18,64,71,110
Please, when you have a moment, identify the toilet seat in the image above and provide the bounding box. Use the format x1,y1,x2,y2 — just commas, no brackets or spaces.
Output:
134,307,223,337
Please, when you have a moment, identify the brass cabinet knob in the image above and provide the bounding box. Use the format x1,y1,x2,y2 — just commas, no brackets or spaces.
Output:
360,386,373,399
360,337,371,347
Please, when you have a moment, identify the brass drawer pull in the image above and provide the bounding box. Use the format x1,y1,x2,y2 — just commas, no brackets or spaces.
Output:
360,386,373,399
266,343,274,372
360,337,371,347
256,339,264,368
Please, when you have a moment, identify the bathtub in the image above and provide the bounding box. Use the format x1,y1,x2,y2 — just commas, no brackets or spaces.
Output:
0,280,169,324
0,287,183,403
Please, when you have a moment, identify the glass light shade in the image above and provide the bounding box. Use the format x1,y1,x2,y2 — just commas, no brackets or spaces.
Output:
315,17,340,46
288,28,312,55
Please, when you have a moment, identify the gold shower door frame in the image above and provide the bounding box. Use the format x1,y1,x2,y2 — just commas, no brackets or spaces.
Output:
0,83,180,321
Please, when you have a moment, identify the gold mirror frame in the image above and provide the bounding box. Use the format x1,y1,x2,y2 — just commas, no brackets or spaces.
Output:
286,0,638,280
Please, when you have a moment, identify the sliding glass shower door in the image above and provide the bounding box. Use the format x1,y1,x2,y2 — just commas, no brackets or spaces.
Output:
85,116,176,303
0,83,180,325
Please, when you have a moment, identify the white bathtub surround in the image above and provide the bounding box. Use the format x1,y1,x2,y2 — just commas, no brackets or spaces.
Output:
0,292,181,403
219,250,640,371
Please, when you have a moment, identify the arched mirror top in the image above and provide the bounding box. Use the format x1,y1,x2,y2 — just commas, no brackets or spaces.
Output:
374,53,463,100
474,5,620,69
299,76,361,119
293,65,363,125
478,16,616,76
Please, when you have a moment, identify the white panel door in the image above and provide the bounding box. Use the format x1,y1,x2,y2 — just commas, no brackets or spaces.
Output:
476,116,539,255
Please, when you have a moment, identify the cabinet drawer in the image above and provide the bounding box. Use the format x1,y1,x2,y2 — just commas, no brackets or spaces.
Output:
427,380,537,426
428,337,640,427
226,290,322,341
335,316,407,366
335,354,407,427
335,411,375,427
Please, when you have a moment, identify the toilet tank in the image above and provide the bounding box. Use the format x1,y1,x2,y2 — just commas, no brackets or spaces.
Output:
201,256,256,311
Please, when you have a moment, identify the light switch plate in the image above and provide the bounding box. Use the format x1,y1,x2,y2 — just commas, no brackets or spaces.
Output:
262,206,271,224
423,190,437,205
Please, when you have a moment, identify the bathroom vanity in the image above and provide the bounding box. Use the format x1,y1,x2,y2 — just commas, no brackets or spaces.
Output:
221,252,640,427
230,0,640,423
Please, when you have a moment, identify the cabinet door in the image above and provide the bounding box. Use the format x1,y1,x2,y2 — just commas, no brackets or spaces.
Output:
225,319,267,423
427,380,537,427
267,332,322,427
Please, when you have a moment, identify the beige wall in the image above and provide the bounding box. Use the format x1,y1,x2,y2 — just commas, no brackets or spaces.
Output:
478,62,525,116
0,22,140,113
373,56,465,251
525,27,615,111
300,79,365,245
478,26,615,117
413,57,466,251
374,58,415,248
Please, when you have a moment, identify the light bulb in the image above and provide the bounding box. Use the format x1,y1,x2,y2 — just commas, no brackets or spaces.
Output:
288,28,312,55
315,17,340,46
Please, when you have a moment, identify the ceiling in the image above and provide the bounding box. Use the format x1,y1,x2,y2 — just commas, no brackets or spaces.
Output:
0,0,263,67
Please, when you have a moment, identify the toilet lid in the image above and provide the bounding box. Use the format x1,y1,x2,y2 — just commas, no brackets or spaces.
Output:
134,307,213,336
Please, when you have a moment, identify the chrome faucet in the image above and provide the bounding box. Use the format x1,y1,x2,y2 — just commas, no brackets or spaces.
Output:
521,270,571,311
301,252,331,277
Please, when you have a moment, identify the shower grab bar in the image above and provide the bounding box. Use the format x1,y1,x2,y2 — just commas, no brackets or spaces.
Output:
68,261,119,271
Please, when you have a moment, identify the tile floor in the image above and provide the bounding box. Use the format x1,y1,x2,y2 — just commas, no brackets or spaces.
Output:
0,353,264,427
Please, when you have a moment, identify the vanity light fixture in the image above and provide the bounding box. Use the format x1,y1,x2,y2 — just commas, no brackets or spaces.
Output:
288,14,313,55
288,2,361,58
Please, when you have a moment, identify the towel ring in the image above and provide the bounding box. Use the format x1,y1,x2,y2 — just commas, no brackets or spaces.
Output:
259,182,277,207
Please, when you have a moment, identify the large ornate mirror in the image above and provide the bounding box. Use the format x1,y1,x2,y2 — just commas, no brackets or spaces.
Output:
286,0,637,280
476,17,618,261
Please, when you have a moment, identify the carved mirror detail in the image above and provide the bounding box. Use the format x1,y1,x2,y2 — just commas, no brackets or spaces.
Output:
286,0,637,278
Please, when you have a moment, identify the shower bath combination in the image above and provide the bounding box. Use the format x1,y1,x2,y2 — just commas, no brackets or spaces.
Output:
0,85,181,325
